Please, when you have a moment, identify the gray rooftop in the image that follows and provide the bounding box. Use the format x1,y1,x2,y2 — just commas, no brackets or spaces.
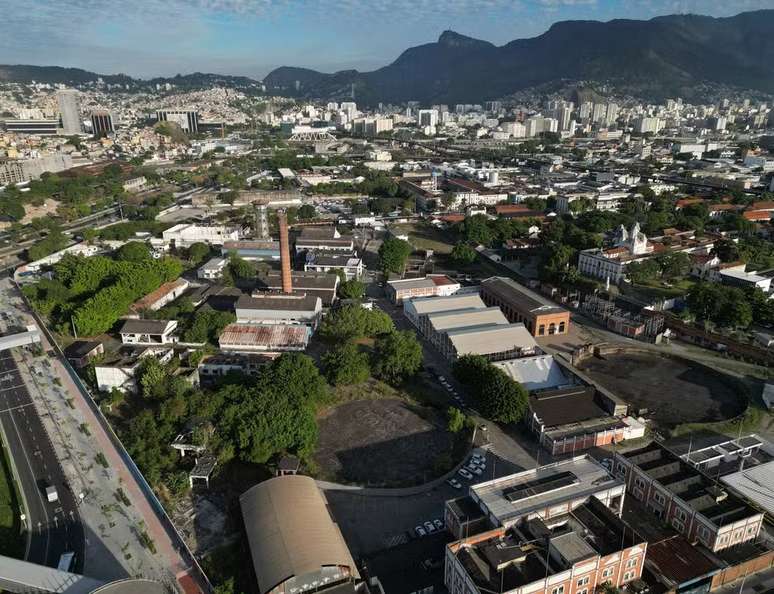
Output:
494,354,569,392
447,323,537,357
427,307,508,333
470,455,623,528
408,293,486,316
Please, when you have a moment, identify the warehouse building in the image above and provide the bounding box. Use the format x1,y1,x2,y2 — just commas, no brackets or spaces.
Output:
425,307,508,348
527,386,645,455
235,294,322,328
404,293,486,334
445,455,625,539
256,271,339,307
481,277,570,337
440,322,538,362
445,497,646,594
613,442,764,552
240,475,362,594
386,275,460,304
218,323,310,353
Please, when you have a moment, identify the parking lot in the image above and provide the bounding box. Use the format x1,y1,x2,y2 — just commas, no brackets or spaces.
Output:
323,448,520,557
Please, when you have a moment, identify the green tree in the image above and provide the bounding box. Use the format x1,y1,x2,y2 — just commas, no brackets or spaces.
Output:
115,241,151,262
229,255,255,279
138,357,168,401
339,279,366,300
188,242,211,265
657,252,691,280
459,214,494,246
319,304,394,341
372,330,423,385
298,204,316,220
450,242,477,265
322,343,370,385
378,236,411,274
711,239,740,263
626,259,661,284
182,310,236,344
447,407,465,433
453,355,528,423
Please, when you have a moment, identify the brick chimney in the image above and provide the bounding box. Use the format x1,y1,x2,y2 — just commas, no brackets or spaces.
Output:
278,210,293,294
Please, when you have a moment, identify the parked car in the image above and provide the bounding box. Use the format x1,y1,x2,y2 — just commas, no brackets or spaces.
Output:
424,521,436,533
458,468,473,480
447,478,462,489
466,465,483,475
433,518,443,530
438,376,446,382
415,525,426,537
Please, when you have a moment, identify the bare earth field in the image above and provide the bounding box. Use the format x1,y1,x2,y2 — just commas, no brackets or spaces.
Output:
315,398,452,487
578,352,746,428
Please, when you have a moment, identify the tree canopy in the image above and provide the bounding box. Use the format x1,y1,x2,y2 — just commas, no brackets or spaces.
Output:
372,330,423,385
453,355,528,423
378,237,411,274
322,343,370,385
319,304,394,341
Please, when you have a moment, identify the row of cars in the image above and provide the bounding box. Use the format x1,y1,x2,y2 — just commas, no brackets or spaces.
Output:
415,518,444,538
436,373,466,408
446,451,487,489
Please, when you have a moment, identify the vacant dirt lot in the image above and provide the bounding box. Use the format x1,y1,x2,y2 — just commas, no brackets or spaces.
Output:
579,352,746,428
315,399,453,487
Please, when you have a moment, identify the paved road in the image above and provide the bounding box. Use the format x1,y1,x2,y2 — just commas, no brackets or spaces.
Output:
0,350,84,570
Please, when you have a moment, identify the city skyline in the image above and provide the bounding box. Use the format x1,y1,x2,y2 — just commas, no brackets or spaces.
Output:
2,0,772,80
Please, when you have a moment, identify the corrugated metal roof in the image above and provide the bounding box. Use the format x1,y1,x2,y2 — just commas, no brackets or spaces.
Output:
240,475,358,594
219,323,309,348
408,293,486,315
447,323,536,356
428,307,508,333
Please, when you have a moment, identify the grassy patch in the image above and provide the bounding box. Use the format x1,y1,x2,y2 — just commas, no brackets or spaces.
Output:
0,441,24,559
201,537,254,594
95,453,109,468
671,402,766,439
624,278,696,301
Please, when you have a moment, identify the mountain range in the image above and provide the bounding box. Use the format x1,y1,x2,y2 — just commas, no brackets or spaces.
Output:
2,10,774,104
0,66,258,90
264,10,774,104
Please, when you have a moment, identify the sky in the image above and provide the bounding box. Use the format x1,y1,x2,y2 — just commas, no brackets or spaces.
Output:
2,0,772,79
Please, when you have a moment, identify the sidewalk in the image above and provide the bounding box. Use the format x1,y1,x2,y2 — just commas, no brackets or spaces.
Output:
10,281,207,593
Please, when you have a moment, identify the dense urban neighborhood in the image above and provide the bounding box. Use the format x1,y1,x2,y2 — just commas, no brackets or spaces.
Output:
0,6,773,594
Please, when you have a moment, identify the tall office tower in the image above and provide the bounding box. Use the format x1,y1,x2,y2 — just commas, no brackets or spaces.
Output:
340,102,357,120
90,110,114,138
156,110,199,133
485,101,502,113
605,103,619,125
592,103,607,123
557,106,573,131
545,99,560,111
418,109,438,128
579,102,593,120
57,89,81,135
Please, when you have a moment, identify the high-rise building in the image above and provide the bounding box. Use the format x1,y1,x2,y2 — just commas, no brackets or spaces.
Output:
579,101,593,120
90,110,115,138
634,116,662,134
156,110,199,133
418,109,438,128
592,102,607,123
606,103,619,125
56,89,81,135
3,119,59,136
557,106,573,131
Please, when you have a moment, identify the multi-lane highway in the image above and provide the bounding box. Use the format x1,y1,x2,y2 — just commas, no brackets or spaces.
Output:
0,350,84,570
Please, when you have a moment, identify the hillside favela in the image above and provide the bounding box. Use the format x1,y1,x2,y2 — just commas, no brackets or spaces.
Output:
0,2,774,593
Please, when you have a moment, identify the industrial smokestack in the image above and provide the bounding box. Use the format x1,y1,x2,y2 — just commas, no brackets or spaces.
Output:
278,210,293,294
